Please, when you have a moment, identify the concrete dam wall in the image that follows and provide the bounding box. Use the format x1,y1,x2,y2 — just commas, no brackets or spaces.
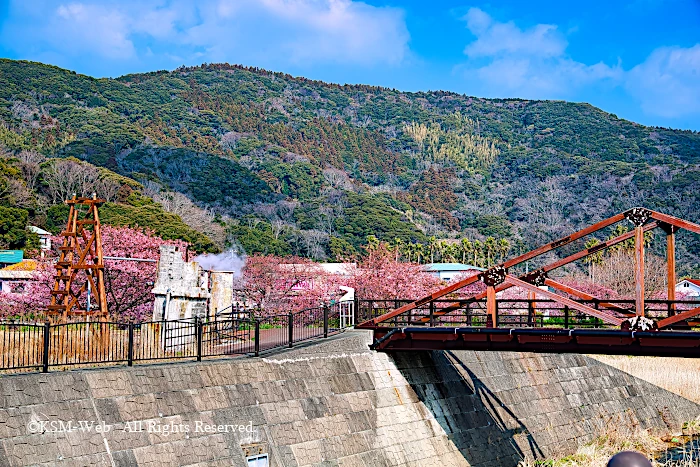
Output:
0,330,698,466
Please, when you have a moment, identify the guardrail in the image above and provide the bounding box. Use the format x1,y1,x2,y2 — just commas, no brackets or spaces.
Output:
357,298,700,328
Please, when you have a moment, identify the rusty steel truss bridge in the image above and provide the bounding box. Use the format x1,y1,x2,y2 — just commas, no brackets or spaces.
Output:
357,208,700,357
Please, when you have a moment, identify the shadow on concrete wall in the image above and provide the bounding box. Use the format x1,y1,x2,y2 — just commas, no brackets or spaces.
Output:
392,350,544,467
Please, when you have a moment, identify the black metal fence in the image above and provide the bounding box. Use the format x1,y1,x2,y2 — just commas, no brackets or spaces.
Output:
0,304,343,374
6,297,695,373
357,298,700,328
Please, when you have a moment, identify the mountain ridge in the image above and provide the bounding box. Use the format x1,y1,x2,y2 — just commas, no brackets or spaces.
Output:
1,58,699,274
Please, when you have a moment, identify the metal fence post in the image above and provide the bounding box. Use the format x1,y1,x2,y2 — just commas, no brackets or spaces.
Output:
323,306,329,338
288,313,293,348
594,301,600,328
196,317,202,362
429,302,435,327
127,322,134,366
254,320,260,357
353,296,359,326
564,306,569,329
42,320,50,373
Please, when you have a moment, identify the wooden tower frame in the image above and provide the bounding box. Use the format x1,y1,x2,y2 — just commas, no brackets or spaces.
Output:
48,194,108,321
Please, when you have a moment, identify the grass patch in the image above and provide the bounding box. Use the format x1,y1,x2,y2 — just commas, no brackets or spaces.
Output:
590,355,700,403
518,425,700,467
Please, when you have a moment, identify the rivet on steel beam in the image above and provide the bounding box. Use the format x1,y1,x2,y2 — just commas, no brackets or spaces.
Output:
625,207,652,227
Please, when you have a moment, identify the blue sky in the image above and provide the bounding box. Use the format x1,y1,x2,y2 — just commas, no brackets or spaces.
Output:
1,0,699,130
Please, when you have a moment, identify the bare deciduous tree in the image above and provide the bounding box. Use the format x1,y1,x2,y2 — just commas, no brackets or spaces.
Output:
322,168,352,190
6,178,34,208
150,189,227,247
315,205,336,236
17,150,45,191
568,251,668,299
301,229,328,260
270,219,287,240
43,159,99,203
96,179,121,202
276,200,298,223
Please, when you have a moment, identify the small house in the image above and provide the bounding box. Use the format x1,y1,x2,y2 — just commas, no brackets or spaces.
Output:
676,279,700,297
0,260,38,294
425,263,485,282
0,270,35,294
28,226,52,251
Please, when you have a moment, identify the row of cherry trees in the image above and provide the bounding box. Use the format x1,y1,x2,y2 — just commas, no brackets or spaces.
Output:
0,231,445,321
232,242,444,315
3,223,675,322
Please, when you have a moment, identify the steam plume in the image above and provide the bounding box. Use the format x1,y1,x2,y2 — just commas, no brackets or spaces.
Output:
194,251,245,275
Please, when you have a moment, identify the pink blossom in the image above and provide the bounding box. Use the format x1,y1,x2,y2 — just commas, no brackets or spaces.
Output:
0,226,186,322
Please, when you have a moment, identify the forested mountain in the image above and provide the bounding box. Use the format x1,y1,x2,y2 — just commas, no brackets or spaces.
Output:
1,59,699,274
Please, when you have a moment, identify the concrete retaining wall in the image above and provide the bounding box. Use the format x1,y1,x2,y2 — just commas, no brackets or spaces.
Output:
0,330,697,466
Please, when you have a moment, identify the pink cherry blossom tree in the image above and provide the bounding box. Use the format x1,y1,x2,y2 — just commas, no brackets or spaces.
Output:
0,226,186,322
345,243,442,300
234,255,340,316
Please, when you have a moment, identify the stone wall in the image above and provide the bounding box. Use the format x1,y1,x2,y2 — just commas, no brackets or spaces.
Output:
0,331,698,467
391,350,699,466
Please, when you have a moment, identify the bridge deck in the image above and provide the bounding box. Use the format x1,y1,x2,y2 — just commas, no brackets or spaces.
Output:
368,326,700,357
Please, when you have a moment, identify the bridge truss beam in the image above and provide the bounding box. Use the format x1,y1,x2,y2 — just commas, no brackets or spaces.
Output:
359,207,700,355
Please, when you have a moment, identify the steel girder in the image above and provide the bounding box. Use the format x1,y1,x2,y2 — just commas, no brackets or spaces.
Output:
358,208,700,331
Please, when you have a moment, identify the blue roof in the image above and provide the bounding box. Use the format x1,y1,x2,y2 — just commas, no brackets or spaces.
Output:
0,250,23,264
425,263,485,272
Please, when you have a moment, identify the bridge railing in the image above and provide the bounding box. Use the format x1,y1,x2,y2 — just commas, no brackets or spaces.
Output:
0,303,346,374
358,298,700,328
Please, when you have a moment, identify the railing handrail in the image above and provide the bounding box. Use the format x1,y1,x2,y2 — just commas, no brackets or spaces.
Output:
357,298,700,304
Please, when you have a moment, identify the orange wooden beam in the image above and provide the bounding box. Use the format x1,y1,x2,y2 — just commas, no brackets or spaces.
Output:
366,211,629,325
486,286,496,327
407,223,658,324
650,210,700,236
363,273,481,325
657,306,700,329
634,225,645,317
666,227,676,313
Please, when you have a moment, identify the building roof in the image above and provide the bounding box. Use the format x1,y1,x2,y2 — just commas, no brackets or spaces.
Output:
318,263,357,275
2,260,37,271
0,270,35,280
425,263,485,272
28,226,51,236
680,279,700,287
278,262,357,276
0,250,23,264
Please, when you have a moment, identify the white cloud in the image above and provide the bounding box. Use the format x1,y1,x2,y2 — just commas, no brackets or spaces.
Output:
474,57,621,97
54,3,135,59
458,8,700,120
6,0,409,68
625,44,700,118
463,8,566,59
459,8,622,99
